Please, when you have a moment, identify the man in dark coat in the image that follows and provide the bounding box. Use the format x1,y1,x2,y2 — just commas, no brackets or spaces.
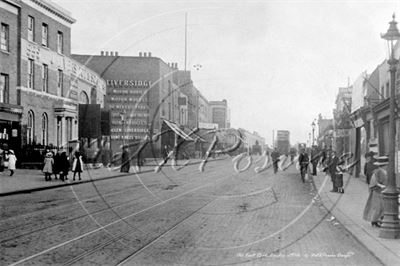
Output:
310,146,319,176
298,148,310,182
364,151,377,185
120,148,130,173
271,147,280,174
325,150,340,192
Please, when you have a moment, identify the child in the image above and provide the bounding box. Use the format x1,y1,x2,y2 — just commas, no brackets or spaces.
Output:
43,152,54,181
335,165,345,193
6,150,17,176
72,151,84,181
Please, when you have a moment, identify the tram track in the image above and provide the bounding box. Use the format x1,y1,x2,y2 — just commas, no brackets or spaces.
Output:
6,160,247,266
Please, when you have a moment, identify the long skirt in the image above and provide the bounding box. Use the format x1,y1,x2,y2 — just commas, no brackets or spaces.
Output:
363,189,384,222
334,174,343,188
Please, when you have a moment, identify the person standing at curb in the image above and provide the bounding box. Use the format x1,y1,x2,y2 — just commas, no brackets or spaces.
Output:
72,151,84,181
324,150,339,193
298,148,309,183
120,148,130,173
364,151,377,185
59,151,70,181
363,156,388,227
43,151,54,181
6,150,17,177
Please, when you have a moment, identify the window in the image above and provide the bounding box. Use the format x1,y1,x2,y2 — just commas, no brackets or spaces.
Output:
42,64,48,92
27,110,35,145
57,117,62,147
28,59,34,89
79,91,89,104
0,23,9,51
57,31,63,54
57,69,63,96
41,23,48,47
42,113,48,146
0,74,9,103
28,16,34,42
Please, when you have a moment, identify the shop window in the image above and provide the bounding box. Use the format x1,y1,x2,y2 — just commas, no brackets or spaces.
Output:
41,23,48,47
27,110,35,145
0,23,9,51
28,16,35,42
42,113,48,146
0,74,9,104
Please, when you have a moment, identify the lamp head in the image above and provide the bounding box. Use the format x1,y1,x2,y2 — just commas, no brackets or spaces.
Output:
381,14,400,42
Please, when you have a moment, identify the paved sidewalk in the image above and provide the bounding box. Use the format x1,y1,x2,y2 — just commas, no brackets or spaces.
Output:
0,157,225,196
312,171,400,266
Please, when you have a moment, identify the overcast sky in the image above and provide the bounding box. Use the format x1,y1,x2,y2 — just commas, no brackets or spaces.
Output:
53,0,400,145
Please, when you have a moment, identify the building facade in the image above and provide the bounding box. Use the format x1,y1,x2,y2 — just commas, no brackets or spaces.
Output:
72,52,180,154
0,0,106,166
209,99,229,129
0,0,22,154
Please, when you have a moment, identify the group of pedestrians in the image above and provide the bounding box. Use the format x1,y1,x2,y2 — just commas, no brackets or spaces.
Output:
42,150,84,181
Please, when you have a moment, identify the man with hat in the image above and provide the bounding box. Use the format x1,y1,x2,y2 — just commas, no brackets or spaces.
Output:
364,151,377,185
363,155,388,227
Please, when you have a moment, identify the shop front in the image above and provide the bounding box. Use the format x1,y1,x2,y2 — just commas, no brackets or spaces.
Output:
0,104,23,165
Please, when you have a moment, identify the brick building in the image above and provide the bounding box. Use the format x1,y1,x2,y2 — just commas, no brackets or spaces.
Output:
0,0,22,153
72,52,181,155
0,0,106,166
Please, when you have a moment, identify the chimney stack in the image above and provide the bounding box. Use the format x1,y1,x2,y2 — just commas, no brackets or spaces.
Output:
105,51,109,56
100,51,104,56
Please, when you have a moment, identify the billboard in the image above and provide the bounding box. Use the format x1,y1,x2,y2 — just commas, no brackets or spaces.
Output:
277,130,290,141
79,104,101,138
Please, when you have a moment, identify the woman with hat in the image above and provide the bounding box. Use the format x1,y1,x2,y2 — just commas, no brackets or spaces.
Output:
363,155,388,227
43,151,54,181
364,151,377,185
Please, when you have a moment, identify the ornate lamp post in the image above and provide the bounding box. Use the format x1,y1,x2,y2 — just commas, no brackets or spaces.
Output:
380,14,400,239
311,120,316,146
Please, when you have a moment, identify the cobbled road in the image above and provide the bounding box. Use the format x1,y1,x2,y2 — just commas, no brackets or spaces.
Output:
0,157,383,265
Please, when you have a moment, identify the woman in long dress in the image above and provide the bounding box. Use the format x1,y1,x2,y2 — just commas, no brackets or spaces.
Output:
363,156,388,227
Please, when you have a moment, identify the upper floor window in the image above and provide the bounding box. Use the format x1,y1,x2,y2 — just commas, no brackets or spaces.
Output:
28,16,35,42
28,59,34,89
57,31,63,54
57,69,63,96
0,74,9,104
0,24,9,51
41,23,48,47
42,64,48,92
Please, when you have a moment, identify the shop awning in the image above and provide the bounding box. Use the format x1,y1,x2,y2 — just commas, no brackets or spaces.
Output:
163,120,194,141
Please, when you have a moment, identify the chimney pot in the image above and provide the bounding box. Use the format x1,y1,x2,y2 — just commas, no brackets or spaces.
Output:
115,51,118,56
105,51,109,56
149,52,152,57
110,51,114,56
100,51,104,56
144,52,147,57
139,52,142,57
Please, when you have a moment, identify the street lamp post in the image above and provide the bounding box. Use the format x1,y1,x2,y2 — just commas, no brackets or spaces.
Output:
380,14,400,239
311,120,316,146
120,112,125,148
